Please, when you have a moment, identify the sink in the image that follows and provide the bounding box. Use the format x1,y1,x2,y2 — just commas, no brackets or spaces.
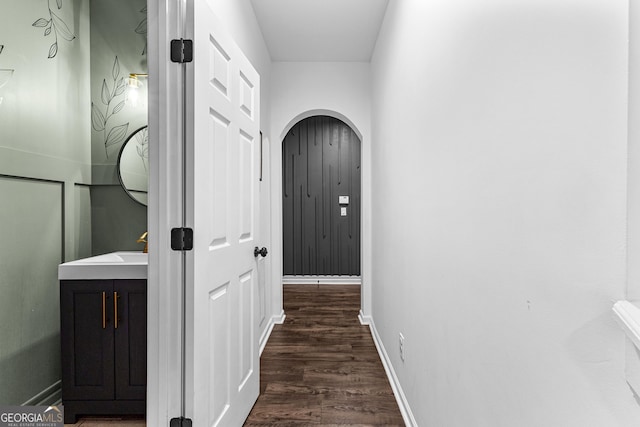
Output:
58,251,148,280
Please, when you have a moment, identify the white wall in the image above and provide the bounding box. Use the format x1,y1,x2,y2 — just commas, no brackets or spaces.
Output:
628,0,640,300
371,0,640,425
624,0,640,402
270,61,373,315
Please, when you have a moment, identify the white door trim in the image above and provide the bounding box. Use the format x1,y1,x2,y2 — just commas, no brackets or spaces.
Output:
147,0,184,424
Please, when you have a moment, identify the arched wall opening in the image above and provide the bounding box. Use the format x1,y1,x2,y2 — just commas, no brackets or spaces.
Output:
281,115,362,279
279,109,364,142
270,107,372,325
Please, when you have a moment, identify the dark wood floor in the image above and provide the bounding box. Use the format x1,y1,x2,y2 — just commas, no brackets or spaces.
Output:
244,284,405,426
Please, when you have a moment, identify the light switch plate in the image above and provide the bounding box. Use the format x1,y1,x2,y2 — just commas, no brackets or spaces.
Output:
340,207,347,216
339,195,349,205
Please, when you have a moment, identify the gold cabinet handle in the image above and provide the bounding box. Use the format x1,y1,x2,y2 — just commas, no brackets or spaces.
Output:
102,292,106,329
114,292,119,329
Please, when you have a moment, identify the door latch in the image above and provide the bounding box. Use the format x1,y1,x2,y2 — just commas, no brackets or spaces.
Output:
254,246,268,258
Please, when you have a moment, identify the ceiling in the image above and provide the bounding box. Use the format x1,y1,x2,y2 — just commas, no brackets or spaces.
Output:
250,0,390,62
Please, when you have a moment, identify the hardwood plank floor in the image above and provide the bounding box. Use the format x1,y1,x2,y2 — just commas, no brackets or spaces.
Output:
244,284,404,426
66,285,403,426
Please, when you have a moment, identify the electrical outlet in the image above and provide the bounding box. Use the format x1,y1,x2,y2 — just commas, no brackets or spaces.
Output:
399,333,405,362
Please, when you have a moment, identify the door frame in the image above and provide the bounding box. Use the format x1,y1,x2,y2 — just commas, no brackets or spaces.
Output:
147,0,184,425
148,2,269,424
271,109,373,323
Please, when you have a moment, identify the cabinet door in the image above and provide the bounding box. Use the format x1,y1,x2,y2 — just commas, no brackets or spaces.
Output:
114,280,147,400
61,280,115,400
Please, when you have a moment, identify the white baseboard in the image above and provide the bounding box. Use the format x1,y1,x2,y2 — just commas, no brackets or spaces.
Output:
259,310,286,355
361,314,418,427
21,380,61,406
358,310,372,325
283,275,361,285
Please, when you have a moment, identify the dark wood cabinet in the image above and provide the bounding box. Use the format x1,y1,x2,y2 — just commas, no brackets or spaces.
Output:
60,280,146,424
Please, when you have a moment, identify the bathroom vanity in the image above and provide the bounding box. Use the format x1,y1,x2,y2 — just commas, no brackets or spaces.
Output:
58,252,147,424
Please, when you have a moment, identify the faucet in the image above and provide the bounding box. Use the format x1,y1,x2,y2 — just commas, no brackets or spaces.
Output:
137,231,148,253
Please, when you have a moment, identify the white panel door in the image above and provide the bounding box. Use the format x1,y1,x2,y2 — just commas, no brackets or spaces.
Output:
186,1,260,425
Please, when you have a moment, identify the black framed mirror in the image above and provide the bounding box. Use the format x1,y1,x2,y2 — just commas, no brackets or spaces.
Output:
117,126,148,206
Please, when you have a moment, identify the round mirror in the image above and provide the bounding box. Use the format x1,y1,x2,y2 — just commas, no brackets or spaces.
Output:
117,126,148,206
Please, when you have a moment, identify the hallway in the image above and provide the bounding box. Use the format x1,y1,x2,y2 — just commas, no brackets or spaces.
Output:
244,285,404,425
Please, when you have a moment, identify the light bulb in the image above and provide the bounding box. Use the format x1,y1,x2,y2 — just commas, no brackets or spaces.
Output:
128,87,139,107
128,75,139,88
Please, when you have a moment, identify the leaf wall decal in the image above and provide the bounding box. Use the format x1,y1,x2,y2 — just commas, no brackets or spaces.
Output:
134,18,147,35
92,56,131,158
136,7,148,56
50,11,75,41
112,101,126,115
105,123,129,147
48,42,58,58
112,57,120,81
114,77,126,96
33,1,75,59
91,103,106,131
101,80,110,105
33,18,49,27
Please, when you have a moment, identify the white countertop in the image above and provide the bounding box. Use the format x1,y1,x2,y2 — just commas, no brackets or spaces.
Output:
58,251,148,280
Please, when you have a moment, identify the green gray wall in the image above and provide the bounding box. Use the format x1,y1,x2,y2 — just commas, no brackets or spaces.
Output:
0,0,91,405
90,0,148,254
0,0,147,405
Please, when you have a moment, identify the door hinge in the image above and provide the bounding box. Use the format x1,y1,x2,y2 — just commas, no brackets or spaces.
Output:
170,417,192,427
170,39,193,63
171,227,193,251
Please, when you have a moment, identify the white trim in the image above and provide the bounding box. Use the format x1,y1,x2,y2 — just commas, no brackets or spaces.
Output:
361,314,418,427
270,119,285,340
613,301,640,350
283,275,361,285
21,380,61,406
358,310,372,325
259,311,286,355
147,0,184,425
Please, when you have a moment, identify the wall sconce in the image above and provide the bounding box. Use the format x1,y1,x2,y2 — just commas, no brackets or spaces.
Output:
127,73,148,107
128,73,148,88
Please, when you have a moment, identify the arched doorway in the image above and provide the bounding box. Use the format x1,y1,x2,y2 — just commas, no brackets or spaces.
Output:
282,115,361,279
